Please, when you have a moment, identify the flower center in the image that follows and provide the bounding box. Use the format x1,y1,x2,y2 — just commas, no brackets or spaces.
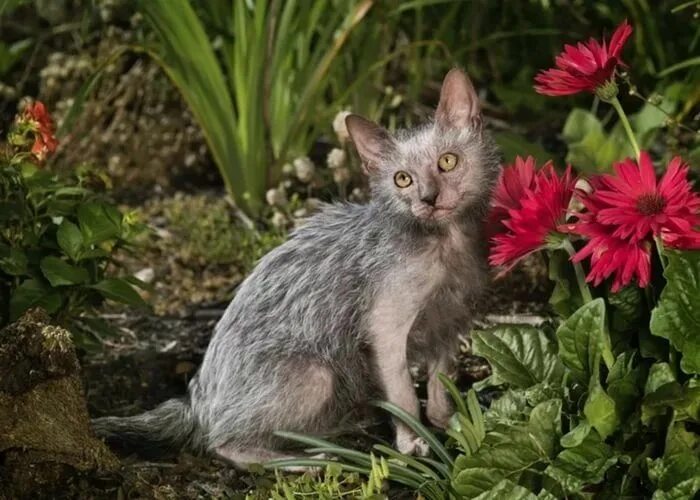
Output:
636,193,665,215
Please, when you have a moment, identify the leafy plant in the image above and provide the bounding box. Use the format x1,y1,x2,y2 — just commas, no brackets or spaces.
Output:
138,0,374,216
0,102,146,344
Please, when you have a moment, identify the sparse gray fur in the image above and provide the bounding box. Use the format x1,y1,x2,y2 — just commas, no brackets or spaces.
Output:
92,69,501,467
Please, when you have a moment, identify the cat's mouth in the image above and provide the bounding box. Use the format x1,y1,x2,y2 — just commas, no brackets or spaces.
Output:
414,205,456,221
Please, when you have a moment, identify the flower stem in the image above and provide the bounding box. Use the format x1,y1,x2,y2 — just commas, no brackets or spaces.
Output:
609,96,641,160
562,239,594,304
653,235,668,272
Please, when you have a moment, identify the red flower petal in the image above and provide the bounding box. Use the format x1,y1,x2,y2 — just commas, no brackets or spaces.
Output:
534,20,632,96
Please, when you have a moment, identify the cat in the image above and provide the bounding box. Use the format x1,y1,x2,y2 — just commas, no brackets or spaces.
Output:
92,68,501,468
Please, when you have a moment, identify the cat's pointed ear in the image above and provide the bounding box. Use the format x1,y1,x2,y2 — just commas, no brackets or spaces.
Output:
345,114,393,174
435,68,481,130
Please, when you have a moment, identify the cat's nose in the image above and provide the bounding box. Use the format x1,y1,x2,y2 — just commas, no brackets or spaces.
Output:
420,189,438,206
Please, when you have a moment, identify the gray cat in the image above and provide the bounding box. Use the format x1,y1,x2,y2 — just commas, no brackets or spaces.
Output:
93,69,500,468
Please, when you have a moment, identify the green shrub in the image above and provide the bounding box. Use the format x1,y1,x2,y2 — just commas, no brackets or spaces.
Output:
0,101,146,344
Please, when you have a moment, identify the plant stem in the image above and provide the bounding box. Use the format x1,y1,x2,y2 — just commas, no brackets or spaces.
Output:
561,239,594,304
609,96,641,160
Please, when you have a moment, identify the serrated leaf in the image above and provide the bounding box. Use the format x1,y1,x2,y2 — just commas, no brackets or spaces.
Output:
583,384,619,440
56,220,84,261
473,479,538,500
544,431,618,494
472,326,564,389
650,251,700,374
40,256,90,287
90,278,147,307
556,298,613,385
9,279,62,320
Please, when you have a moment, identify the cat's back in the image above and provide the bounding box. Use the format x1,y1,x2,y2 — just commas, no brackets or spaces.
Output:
211,201,387,352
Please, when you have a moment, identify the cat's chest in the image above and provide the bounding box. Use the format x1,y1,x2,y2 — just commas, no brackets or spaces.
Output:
398,224,479,293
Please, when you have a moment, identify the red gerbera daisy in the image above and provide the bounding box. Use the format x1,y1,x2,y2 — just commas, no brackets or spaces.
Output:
567,151,700,290
568,215,652,292
534,20,633,96
588,152,700,244
487,155,537,236
489,158,576,270
23,101,58,161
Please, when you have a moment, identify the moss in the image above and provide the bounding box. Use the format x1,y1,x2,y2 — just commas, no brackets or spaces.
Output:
0,309,119,498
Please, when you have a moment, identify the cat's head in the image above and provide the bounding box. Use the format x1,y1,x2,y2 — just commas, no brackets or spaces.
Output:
346,69,500,225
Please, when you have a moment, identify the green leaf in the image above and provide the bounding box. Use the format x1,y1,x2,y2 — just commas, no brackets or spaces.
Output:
56,220,84,261
560,421,591,448
606,352,645,423
548,249,582,318
645,363,677,395
556,298,613,385
472,479,538,500
77,202,122,245
608,286,643,332
583,383,619,440
90,278,147,308
40,256,90,287
9,279,62,321
561,108,634,173
493,131,551,165
650,251,700,374
0,245,28,275
642,381,700,424
544,431,618,494
647,453,700,495
472,326,564,389
453,400,561,497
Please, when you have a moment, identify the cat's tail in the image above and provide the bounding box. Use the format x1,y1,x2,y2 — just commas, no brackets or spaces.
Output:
92,397,198,457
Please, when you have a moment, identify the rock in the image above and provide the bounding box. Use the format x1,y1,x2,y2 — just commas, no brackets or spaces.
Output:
134,266,155,284
0,309,119,498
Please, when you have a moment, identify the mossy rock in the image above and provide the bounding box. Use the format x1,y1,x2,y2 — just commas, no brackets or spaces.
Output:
0,309,119,498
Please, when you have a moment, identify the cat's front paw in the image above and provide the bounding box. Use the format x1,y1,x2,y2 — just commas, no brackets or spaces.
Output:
396,428,430,457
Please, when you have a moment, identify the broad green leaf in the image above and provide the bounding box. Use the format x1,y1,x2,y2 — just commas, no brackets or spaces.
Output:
645,363,676,395
9,279,62,320
486,389,529,424
472,326,564,389
548,249,582,318
606,352,645,423
556,298,613,385
650,251,700,374
0,245,28,275
77,202,122,245
40,256,90,287
493,131,551,165
473,479,538,500
608,286,643,333
544,431,618,494
583,384,619,440
90,278,147,308
560,421,591,448
652,478,700,500
643,381,700,424
647,453,700,495
56,220,84,261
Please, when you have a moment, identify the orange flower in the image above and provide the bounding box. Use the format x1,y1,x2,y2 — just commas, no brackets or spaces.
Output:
23,101,58,161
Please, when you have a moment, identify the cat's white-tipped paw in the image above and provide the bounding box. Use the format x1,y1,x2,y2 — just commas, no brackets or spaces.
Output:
396,433,430,457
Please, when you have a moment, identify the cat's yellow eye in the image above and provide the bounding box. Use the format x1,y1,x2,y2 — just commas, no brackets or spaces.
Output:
438,153,458,172
394,171,413,188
